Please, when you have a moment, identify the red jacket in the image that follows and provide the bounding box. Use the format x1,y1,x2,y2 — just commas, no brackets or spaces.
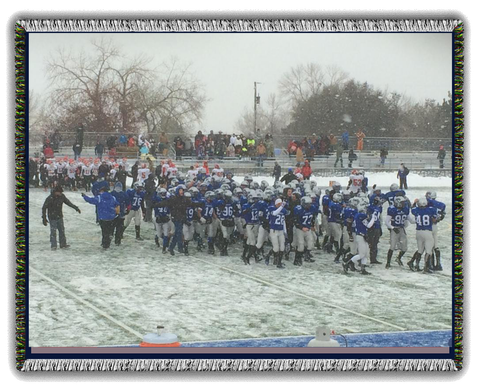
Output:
44,146,54,158
302,164,312,178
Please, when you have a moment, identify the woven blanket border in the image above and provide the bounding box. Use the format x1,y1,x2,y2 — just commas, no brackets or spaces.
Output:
14,18,464,372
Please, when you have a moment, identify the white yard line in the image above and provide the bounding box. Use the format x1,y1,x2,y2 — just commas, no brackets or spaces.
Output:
190,256,407,331
30,266,144,340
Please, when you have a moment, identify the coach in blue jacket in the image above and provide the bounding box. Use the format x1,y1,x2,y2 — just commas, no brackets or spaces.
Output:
82,186,120,250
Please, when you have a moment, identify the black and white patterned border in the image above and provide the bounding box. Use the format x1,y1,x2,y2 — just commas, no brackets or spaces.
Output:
15,17,463,372
21,358,457,372
18,18,460,32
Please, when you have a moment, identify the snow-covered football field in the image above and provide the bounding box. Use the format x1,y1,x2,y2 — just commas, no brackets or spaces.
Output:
27,173,454,347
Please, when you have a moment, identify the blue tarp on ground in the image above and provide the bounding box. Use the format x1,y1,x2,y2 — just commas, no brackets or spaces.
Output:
180,330,452,348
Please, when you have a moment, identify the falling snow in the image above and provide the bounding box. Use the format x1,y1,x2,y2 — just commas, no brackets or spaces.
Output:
28,174,453,347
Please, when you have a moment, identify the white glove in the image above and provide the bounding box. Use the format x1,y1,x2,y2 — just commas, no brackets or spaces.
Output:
200,217,206,224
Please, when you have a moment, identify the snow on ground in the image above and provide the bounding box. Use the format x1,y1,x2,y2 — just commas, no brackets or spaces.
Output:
27,175,453,347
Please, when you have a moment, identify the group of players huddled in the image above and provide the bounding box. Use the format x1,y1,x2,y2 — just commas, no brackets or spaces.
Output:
36,156,447,276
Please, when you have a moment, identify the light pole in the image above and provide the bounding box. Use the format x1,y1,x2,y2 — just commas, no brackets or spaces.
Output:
254,82,261,136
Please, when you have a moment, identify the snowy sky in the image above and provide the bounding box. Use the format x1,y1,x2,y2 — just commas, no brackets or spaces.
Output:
28,32,452,133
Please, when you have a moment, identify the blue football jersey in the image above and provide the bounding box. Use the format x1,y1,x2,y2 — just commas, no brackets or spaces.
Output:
387,205,410,227
152,194,170,217
328,201,343,224
385,190,406,206
354,212,370,236
201,200,215,220
242,201,260,224
127,189,146,211
411,206,437,231
428,199,446,219
257,200,268,221
217,201,234,220
186,205,195,222
268,206,287,230
367,204,382,229
343,206,357,226
295,205,317,229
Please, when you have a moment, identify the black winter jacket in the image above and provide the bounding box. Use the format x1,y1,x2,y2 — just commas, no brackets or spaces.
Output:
42,193,79,221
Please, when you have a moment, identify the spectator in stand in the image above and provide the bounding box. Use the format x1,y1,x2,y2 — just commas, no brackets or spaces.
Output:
296,145,304,163
334,142,344,168
139,143,149,156
216,138,226,159
287,140,297,156
215,131,224,145
207,130,214,143
380,147,388,167
75,123,85,146
256,141,267,167
329,134,338,153
230,133,237,146
51,131,61,150
235,135,244,155
246,135,256,157
146,156,155,172
184,137,193,157
305,137,315,160
437,145,446,168
195,131,204,157
106,135,117,150
226,143,236,158
301,159,312,179
43,143,54,159
355,129,366,151
73,140,82,160
138,134,146,148
319,135,328,155
294,163,302,175
342,130,350,150
273,161,281,182
206,132,215,158
347,148,357,168
149,138,157,157
159,132,169,157
174,136,185,160
127,135,136,147
397,163,410,190
95,141,104,159
265,133,274,157
119,134,127,146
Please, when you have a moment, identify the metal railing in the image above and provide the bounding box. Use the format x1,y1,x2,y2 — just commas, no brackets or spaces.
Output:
29,144,451,176
30,131,453,152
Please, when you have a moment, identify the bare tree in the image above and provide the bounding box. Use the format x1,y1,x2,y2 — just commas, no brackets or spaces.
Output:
46,37,119,132
134,57,207,138
109,54,154,134
45,39,207,141
234,106,268,136
324,65,349,87
279,63,324,107
264,93,289,134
